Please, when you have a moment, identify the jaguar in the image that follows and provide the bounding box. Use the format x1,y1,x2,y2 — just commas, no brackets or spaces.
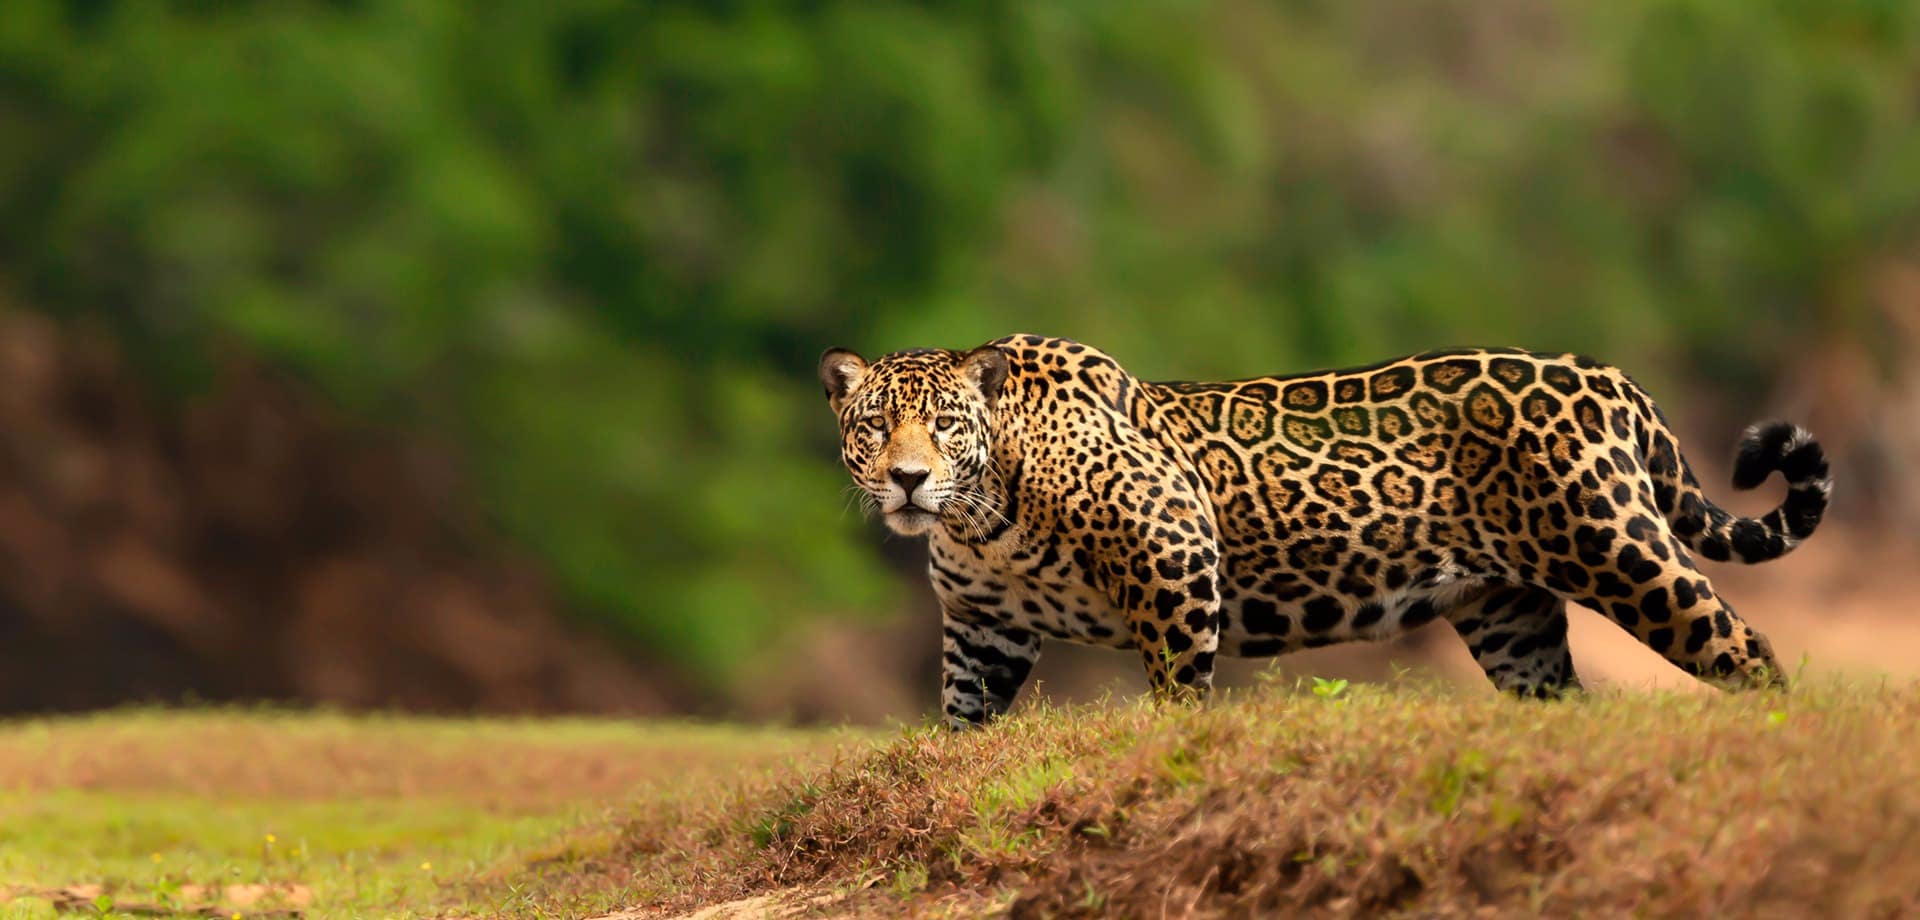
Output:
818,335,1829,728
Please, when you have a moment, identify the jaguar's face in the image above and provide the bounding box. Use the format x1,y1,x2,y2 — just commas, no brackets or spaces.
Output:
818,346,1009,536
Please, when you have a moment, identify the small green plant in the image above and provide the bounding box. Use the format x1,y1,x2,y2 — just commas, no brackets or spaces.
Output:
1424,750,1493,817
958,822,1041,857
1160,645,1179,670
1311,676,1350,701
889,861,929,899
145,875,182,909
1159,745,1205,788
975,758,1075,817
747,784,820,848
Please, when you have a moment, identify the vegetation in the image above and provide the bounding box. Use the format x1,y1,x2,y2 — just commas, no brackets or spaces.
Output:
9,685,1920,917
3,0,1918,698
490,679,1920,918
0,709,852,919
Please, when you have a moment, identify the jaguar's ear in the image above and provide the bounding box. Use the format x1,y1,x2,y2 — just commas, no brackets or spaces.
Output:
958,346,1010,406
818,348,868,412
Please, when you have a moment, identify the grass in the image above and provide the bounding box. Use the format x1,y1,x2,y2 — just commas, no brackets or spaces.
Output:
485,676,1920,918
0,708,853,919
10,681,1920,918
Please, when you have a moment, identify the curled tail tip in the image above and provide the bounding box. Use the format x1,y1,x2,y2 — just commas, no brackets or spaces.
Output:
1732,420,1825,492
1727,419,1831,559
1674,420,1830,565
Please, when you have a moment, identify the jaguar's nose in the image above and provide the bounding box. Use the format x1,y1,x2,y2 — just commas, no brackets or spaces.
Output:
889,467,930,496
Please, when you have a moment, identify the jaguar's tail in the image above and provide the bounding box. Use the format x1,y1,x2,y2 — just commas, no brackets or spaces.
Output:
1650,420,1831,564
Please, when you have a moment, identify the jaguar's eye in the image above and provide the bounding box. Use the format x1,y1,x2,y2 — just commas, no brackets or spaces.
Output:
934,416,961,433
861,415,887,433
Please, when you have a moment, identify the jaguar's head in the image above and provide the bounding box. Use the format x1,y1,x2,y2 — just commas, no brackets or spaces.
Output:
818,345,1010,537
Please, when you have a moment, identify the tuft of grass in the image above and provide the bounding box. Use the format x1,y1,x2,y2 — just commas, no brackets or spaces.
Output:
974,757,1074,817
747,784,821,849
489,678,1920,918
887,861,928,899
1420,748,1492,817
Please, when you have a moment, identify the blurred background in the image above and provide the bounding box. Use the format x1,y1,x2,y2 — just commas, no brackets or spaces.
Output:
0,0,1915,723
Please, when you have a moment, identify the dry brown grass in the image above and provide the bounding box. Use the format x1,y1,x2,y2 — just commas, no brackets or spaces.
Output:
490,678,1920,919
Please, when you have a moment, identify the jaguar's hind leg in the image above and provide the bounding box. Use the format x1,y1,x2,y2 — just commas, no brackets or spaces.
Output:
1546,517,1787,690
1446,585,1581,698
1580,555,1786,690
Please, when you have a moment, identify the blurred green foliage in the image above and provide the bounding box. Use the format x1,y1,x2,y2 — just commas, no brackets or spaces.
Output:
0,0,1916,686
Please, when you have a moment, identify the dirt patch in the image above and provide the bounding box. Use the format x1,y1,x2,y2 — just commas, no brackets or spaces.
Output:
587,888,849,920
3,882,312,919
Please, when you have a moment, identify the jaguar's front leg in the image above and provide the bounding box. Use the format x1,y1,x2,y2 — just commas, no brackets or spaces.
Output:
940,608,1042,730
1120,551,1223,705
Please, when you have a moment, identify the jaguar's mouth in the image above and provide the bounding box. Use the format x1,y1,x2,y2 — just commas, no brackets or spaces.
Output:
883,505,940,534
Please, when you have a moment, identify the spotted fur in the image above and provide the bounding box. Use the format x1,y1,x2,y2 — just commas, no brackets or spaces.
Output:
820,336,1830,728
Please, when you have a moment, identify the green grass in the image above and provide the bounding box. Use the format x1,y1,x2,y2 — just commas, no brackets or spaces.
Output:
0,791,583,917
0,707,855,919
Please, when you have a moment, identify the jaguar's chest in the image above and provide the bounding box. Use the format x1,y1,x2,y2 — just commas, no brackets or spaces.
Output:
927,537,1133,648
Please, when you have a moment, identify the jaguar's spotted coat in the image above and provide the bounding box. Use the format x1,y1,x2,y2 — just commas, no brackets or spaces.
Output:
818,336,1829,729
